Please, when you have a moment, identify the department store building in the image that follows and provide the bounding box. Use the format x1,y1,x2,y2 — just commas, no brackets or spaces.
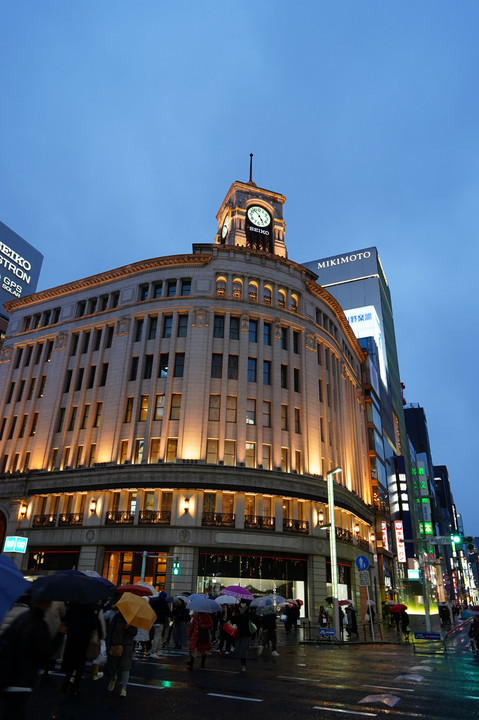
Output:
0,180,375,618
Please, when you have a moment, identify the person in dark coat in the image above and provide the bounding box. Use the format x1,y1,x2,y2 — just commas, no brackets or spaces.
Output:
231,599,252,673
60,602,99,697
148,591,171,658
0,599,66,720
186,612,213,669
105,609,137,698
171,598,190,649
261,598,279,656
345,605,359,639
400,610,410,641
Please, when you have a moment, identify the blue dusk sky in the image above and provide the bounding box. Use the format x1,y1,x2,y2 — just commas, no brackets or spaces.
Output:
1,2,478,534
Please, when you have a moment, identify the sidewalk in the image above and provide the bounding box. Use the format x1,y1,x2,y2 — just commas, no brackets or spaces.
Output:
295,620,414,646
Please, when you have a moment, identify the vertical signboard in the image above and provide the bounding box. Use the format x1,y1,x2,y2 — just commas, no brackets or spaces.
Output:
394,520,406,563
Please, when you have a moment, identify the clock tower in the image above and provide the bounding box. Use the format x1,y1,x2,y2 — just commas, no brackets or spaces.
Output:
215,179,287,258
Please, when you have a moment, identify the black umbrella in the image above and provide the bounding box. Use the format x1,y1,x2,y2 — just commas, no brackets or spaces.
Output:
31,572,114,604
325,596,333,604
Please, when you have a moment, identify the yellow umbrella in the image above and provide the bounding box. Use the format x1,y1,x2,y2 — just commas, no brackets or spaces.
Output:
116,591,156,631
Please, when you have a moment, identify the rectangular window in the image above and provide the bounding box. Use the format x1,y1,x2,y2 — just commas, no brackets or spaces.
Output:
56,408,65,433
100,362,109,386
247,357,257,382
134,439,144,464
74,445,83,468
15,380,25,404
263,360,271,385
206,439,218,464
248,319,258,342
62,370,72,394
281,364,288,389
281,404,288,431
295,450,302,474
158,353,169,378
169,394,181,420
211,353,223,378
208,395,221,421
153,282,162,298
119,440,129,464
148,316,158,340
166,438,178,463
29,412,39,436
150,394,164,422
34,343,43,364
75,367,84,391
177,314,188,337
139,283,149,301
81,331,91,354
162,315,173,338
320,417,324,443
27,377,36,400
129,357,139,381
294,408,301,434
245,442,256,468
81,404,90,429
45,340,53,362
88,444,96,467
262,400,271,427
134,318,144,342
62,446,71,469
173,353,185,377
213,315,225,338
224,440,236,467
318,379,323,403
8,417,17,440
93,402,102,427
229,316,240,340
280,327,288,350
327,384,331,407
293,330,300,354
25,346,33,366
149,439,161,463
281,447,289,472
70,334,79,356
263,322,272,345
0,418,6,441
143,355,153,379
181,278,191,296
227,354,238,380
93,328,102,351
139,395,149,421
105,325,114,348
294,368,300,393
246,398,256,425
49,448,58,471
6,382,15,404
18,414,28,439
124,397,133,423
68,406,78,431
262,444,271,470
14,347,23,369
166,280,176,297
87,365,96,389
226,395,237,422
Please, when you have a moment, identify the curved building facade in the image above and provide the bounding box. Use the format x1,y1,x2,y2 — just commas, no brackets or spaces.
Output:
0,180,374,618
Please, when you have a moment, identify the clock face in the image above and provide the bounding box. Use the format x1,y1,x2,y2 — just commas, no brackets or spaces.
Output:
247,205,271,228
221,215,230,239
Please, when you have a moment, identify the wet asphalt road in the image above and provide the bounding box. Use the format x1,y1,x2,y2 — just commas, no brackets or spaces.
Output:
13,624,479,720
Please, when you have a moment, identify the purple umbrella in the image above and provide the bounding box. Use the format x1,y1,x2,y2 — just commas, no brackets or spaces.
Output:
220,585,254,601
0,555,30,624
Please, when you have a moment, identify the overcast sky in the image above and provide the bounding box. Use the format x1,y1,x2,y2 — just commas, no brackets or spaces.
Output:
1,1,477,534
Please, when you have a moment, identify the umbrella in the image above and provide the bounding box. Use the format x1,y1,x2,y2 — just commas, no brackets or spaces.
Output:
187,596,221,613
221,585,254,601
116,584,153,597
174,594,190,604
135,582,158,596
116,591,156,631
215,595,239,606
324,596,333,604
0,555,30,624
366,599,376,606
390,603,407,613
338,599,353,606
31,572,113,604
250,595,286,608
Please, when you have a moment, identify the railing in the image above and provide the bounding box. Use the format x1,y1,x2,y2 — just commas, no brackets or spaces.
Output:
138,510,171,526
283,518,309,534
202,512,236,528
336,527,353,543
244,514,275,531
58,513,84,527
356,536,370,551
32,513,57,528
105,510,134,526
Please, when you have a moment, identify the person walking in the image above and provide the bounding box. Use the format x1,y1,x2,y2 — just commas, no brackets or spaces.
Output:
345,605,359,640
232,599,252,673
217,604,234,655
149,591,171,658
60,602,99,698
317,605,328,630
105,608,137,698
186,612,213,669
261,598,279,657
171,597,189,650
400,609,410,642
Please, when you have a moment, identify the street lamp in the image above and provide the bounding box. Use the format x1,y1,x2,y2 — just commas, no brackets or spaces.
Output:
327,466,342,640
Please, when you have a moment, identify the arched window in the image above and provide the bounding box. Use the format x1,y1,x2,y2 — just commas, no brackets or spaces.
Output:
263,285,272,305
216,277,227,297
248,281,258,302
232,279,243,299
277,288,286,309
291,293,298,313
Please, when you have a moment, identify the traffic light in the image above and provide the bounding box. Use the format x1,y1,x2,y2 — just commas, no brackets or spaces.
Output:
450,534,474,546
172,560,180,576
451,534,461,544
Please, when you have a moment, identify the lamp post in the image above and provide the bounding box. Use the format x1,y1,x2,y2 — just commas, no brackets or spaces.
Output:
327,466,342,640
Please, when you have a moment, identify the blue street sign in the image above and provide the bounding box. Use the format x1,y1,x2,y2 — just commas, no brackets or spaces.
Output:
318,628,336,636
414,632,441,640
355,555,369,571
3,536,28,553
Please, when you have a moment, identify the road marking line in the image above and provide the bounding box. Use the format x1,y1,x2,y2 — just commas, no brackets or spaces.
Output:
128,682,166,690
277,675,321,682
313,707,376,717
363,684,414,693
465,696,479,700
208,693,263,703
205,668,242,675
